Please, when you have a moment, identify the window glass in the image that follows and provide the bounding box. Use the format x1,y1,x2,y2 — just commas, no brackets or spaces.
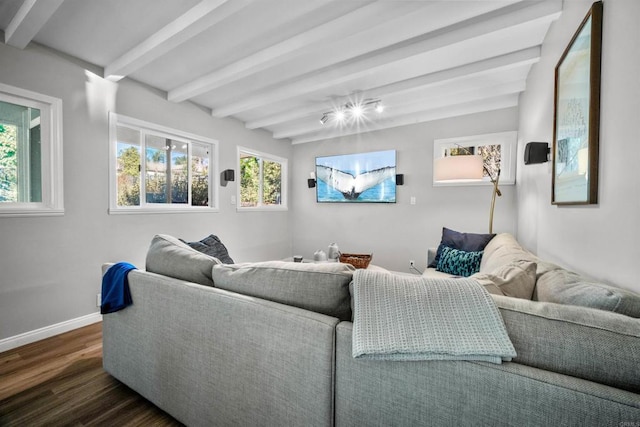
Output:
0,84,63,216
109,113,218,213
0,100,41,203
433,131,517,186
116,126,140,206
477,144,501,179
263,159,282,205
445,144,502,180
239,153,259,207
238,148,287,210
191,142,209,206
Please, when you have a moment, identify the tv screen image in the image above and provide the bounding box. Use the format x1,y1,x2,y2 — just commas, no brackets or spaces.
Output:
315,150,396,203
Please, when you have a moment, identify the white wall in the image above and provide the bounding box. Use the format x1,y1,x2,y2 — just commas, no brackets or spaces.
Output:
0,40,293,341
517,0,640,292
291,108,519,273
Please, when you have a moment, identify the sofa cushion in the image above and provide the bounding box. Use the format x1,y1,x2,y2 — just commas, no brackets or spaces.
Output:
181,234,234,264
212,261,355,320
493,294,640,393
472,260,537,300
479,233,538,273
146,234,220,287
428,228,495,268
436,246,483,277
535,269,640,318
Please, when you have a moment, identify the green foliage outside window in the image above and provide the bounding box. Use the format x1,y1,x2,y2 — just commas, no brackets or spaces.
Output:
240,153,283,208
117,146,141,206
0,123,17,202
240,156,259,207
116,138,210,207
263,160,281,205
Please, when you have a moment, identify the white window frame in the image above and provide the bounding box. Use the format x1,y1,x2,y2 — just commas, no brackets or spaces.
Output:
108,112,219,214
237,146,288,212
0,83,63,217
433,131,517,186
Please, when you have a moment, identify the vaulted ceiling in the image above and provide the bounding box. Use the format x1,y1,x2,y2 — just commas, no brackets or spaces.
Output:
0,0,561,144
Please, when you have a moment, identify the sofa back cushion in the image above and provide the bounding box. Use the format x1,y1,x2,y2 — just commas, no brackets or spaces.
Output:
493,294,640,393
472,260,537,300
536,269,640,318
146,234,220,287
212,261,355,320
480,233,537,273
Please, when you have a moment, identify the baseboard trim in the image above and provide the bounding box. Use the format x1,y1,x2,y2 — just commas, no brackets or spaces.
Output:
0,312,103,353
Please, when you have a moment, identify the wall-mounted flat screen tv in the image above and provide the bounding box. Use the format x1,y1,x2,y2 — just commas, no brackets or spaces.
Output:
315,149,396,203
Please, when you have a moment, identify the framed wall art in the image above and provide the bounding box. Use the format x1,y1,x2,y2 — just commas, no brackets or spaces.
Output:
315,149,396,203
552,1,602,205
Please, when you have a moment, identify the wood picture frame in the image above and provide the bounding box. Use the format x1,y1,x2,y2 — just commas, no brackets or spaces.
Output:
552,1,602,205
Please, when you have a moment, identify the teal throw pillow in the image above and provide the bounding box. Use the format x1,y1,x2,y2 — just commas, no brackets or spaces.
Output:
436,246,483,277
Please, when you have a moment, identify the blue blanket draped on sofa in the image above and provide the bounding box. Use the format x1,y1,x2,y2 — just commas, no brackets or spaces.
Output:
101,262,136,314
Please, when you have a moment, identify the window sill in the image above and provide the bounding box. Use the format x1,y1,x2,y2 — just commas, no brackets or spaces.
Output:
0,207,65,217
109,206,220,215
236,206,288,212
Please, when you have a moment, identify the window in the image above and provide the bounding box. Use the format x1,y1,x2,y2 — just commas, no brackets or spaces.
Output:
0,83,63,216
433,131,517,186
109,113,218,213
238,147,287,210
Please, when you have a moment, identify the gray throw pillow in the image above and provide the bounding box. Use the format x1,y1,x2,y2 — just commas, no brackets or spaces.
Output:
146,234,221,287
212,261,356,320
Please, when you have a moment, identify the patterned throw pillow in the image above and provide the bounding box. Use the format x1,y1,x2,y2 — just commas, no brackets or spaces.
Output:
436,246,483,277
428,227,495,268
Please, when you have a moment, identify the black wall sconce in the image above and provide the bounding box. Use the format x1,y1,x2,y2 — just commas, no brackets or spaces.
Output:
524,142,549,164
221,169,235,186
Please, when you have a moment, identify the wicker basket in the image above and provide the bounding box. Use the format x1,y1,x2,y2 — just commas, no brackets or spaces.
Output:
339,253,372,269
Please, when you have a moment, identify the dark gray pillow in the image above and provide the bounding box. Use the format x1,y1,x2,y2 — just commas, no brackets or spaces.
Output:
181,234,234,264
429,227,495,268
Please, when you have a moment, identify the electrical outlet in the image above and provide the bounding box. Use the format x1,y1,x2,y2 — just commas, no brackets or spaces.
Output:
96,293,101,307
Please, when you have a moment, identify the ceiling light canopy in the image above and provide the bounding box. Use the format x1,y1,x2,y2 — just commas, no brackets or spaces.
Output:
320,98,383,125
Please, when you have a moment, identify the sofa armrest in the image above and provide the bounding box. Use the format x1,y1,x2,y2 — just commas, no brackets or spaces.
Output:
335,322,640,426
493,294,640,393
102,267,338,426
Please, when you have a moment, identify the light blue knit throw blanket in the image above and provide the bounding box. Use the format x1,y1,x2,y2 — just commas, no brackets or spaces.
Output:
352,270,516,364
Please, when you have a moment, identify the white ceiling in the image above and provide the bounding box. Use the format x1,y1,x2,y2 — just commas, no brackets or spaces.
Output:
0,0,561,144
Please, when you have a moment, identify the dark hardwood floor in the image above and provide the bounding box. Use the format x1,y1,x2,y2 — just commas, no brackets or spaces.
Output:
0,322,182,426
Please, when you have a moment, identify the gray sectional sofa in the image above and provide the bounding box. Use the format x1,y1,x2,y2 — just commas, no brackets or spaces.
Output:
102,234,640,426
